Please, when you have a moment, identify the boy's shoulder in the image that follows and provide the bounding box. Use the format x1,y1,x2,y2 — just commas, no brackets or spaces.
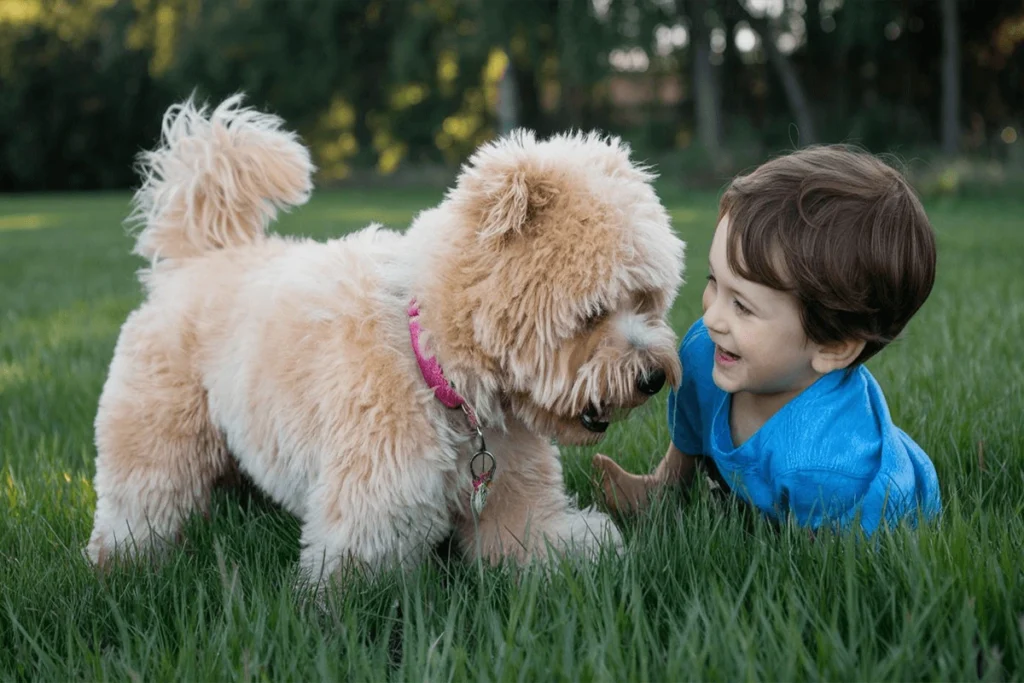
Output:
676,318,722,403
766,366,940,527
679,318,714,367
765,366,891,483
763,367,941,522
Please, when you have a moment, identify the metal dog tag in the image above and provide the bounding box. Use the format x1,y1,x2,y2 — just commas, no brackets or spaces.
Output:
470,448,496,517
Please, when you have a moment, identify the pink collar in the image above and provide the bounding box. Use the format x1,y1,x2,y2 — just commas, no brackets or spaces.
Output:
408,300,479,428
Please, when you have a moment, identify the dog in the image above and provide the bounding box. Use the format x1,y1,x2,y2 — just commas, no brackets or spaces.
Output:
85,94,686,584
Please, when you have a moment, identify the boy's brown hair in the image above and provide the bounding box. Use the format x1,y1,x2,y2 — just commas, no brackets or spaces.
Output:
719,144,936,365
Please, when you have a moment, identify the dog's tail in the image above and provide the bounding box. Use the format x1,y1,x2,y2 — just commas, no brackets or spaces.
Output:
129,93,314,261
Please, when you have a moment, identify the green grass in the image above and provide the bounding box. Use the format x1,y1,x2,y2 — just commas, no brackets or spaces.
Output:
2,186,1023,681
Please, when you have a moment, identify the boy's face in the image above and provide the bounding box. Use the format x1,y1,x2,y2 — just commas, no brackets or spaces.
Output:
701,216,826,400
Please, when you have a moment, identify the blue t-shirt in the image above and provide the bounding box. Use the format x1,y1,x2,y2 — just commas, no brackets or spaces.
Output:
668,319,941,535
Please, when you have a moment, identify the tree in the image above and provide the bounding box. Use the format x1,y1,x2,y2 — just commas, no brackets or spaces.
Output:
940,0,961,155
734,0,817,145
689,0,723,161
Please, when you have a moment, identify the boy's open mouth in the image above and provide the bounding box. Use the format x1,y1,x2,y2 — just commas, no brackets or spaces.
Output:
716,345,741,362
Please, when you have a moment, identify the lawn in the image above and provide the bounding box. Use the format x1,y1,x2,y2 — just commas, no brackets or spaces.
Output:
1,186,1022,681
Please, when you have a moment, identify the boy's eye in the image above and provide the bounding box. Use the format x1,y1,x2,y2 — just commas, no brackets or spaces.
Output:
733,299,751,315
705,274,716,286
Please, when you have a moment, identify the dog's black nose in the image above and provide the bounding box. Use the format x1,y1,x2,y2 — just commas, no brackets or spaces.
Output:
637,368,666,395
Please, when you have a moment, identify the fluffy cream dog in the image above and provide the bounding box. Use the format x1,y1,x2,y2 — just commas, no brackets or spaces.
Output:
85,95,685,584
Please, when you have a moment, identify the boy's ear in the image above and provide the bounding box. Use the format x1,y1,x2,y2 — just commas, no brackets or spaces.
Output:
811,338,866,374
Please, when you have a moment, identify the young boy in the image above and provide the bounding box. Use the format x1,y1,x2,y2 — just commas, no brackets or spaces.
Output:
594,145,941,536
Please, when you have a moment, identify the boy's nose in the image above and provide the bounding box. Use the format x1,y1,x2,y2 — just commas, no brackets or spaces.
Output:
702,305,726,335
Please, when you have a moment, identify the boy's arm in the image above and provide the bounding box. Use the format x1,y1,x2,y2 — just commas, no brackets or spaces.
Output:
651,443,695,485
593,443,697,516
595,318,709,515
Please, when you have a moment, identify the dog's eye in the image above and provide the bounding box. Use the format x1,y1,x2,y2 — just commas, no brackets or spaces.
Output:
584,305,608,328
633,289,660,314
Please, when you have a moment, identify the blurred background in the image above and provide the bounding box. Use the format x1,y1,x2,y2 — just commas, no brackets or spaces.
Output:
0,0,1021,196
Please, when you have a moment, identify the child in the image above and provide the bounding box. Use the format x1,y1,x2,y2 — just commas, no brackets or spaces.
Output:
593,145,941,536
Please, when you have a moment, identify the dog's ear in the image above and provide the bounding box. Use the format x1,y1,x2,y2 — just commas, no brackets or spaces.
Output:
477,169,559,241
454,130,561,241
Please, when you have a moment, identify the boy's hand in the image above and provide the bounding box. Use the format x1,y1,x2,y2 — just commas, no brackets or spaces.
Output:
592,454,662,516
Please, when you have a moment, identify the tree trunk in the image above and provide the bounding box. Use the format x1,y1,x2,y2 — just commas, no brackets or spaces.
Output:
513,61,547,134
690,0,722,161
940,0,961,155
720,0,742,130
737,1,817,145
497,54,520,135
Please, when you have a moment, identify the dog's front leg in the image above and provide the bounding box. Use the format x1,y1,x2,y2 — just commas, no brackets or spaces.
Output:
455,422,622,566
296,444,456,590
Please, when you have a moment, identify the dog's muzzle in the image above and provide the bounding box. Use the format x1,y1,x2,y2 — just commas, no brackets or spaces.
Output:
579,368,669,433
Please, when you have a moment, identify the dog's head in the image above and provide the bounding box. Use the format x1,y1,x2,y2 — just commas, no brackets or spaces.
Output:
411,130,685,446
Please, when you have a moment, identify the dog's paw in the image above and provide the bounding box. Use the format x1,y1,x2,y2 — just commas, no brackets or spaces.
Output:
542,506,623,561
